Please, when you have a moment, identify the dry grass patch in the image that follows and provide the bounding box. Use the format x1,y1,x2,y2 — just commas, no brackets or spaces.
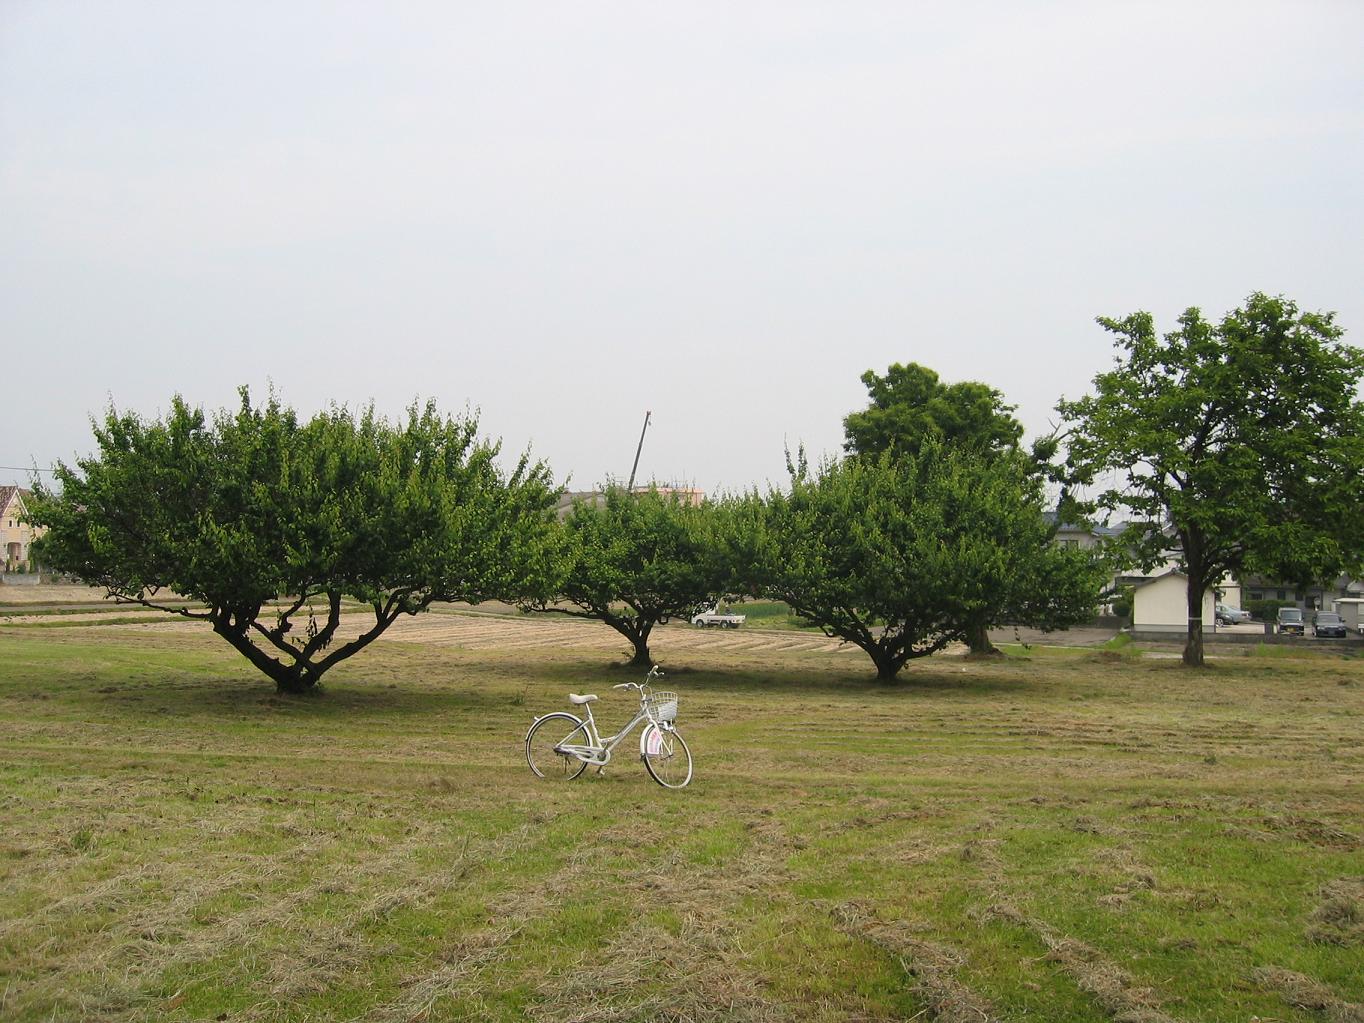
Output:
831,901,1002,1023
1253,966,1364,1023
981,902,1180,1022
1308,878,1364,948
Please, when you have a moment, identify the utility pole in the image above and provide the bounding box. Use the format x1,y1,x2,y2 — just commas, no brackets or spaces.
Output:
626,410,651,492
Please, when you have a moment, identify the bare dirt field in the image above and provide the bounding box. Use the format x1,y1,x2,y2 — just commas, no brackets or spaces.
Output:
0,583,122,604
0,585,1123,653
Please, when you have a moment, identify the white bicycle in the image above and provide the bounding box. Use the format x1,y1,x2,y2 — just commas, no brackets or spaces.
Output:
525,666,693,789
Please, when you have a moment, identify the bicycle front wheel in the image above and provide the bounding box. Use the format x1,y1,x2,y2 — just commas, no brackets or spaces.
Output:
526,713,591,781
641,724,692,789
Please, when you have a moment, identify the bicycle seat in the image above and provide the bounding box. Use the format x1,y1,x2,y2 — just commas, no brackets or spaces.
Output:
568,693,598,705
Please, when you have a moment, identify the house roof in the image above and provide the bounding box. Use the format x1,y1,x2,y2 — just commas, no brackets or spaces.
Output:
1042,510,1132,538
0,486,31,514
1130,569,1187,590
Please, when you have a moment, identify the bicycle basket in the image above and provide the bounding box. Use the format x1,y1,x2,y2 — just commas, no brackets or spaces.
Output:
645,691,679,722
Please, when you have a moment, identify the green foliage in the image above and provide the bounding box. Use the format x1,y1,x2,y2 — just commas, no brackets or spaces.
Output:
1110,584,1135,620
520,488,728,665
756,445,1105,680
30,389,558,692
1092,633,1144,661
843,361,1023,460
1060,292,1364,666
1249,642,1323,660
723,600,818,631
841,362,1083,652
1245,598,1295,622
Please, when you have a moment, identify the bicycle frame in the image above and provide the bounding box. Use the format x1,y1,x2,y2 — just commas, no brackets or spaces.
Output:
553,698,668,767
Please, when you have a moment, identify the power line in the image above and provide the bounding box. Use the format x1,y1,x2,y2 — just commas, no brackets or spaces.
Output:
0,466,57,474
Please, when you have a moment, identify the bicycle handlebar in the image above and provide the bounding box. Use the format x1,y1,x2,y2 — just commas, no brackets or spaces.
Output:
611,667,665,693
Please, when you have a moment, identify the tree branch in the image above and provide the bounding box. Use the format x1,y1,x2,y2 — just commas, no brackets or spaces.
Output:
248,616,308,661
299,589,344,660
106,589,215,622
522,601,605,621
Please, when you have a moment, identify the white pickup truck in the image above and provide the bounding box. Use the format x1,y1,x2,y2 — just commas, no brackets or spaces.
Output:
691,603,746,628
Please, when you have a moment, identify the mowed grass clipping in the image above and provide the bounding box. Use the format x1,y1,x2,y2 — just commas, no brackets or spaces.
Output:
1,621,1362,1022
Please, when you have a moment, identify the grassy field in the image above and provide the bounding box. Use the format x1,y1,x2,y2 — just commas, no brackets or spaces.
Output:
1,621,1362,1022
723,601,817,631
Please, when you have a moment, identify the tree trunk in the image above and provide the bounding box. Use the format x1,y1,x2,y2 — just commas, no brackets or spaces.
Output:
213,617,313,693
210,602,400,695
603,614,655,667
275,671,320,696
1183,578,1205,667
868,644,903,681
965,618,999,655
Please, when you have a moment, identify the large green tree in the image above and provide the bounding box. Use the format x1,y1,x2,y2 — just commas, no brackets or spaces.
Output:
759,445,1101,680
519,487,727,666
1059,292,1364,666
843,362,1024,460
842,361,1080,651
31,390,558,693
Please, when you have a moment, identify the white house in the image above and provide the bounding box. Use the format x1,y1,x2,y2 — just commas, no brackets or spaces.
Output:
1333,597,1364,634
1131,571,1217,634
0,486,42,571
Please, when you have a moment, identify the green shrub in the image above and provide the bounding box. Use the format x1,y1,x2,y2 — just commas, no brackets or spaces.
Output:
1246,598,1296,621
733,601,791,622
1110,585,1135,620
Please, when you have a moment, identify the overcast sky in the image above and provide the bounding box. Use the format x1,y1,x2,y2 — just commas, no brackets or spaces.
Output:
3,1,1361,495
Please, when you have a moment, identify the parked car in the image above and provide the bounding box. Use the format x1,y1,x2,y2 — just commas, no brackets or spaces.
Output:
1276,607,1305,636
1312,611,1348,638
1215,603,1252,625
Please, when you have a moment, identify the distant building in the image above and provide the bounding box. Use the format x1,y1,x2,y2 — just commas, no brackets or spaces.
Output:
1043,510,1128,551
643,484,704,507
1044,511,1245,613
1241,574,1364,612
554,483,706,519
1131,570,1218,634
0,486,43,570
554,490,607,518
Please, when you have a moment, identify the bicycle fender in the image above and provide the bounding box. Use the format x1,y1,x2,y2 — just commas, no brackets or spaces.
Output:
640,723,668,757
527,712,582,743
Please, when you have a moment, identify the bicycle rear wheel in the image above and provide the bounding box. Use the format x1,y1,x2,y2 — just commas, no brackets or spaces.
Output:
526,713,590,781
641,724,692,789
